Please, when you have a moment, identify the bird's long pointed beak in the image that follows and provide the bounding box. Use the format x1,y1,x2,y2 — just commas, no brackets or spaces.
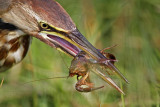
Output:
38,28,105,59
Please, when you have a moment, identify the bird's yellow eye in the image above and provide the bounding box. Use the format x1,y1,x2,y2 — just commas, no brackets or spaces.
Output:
40,22,50,30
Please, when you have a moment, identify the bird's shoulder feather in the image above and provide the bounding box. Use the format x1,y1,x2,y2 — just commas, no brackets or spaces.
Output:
0,19,31,72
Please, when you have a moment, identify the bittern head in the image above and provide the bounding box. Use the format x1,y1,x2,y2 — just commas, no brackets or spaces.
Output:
1,0,104,59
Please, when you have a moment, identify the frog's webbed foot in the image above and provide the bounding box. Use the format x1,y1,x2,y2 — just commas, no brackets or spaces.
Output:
75,72,104,92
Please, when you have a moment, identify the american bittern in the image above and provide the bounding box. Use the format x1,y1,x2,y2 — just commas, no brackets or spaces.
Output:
0,0,128,93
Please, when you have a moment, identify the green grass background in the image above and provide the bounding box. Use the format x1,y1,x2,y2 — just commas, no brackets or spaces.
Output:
0,0,160,106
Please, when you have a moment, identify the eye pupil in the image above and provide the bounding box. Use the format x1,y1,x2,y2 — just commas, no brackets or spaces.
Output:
42,23,47,28
40,22,51,30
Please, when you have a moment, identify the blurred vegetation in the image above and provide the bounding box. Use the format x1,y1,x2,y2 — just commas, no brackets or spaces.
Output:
0,0,160,106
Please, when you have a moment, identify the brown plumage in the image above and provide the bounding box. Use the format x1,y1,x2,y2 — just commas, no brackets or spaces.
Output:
0,23,31,72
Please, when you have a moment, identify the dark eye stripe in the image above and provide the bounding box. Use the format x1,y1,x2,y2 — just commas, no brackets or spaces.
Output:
39,22,71,40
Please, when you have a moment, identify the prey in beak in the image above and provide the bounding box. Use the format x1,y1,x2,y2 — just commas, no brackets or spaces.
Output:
36,21,129,94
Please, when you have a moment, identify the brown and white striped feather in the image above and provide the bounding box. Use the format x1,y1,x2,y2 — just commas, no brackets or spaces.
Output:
0,29,31,72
